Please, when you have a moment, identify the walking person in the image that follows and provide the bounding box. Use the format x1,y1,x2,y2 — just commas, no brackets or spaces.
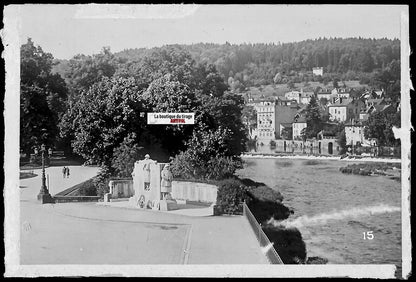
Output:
62,167,66,178
66,167,70,178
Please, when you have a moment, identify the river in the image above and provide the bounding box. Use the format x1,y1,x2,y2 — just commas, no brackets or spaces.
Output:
237,157,401,273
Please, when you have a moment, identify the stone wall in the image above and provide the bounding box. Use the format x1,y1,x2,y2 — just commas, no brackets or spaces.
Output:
171,181,218,203
274,139,340,155
107,179,218,204
108,179,134,199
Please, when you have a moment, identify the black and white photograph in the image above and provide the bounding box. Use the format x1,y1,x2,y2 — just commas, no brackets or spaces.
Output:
3,4,412,279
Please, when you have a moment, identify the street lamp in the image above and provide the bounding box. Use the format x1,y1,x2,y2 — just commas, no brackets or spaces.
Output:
37,144,54,204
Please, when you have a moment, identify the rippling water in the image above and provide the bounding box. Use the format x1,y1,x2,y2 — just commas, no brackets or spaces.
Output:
237,158,401,273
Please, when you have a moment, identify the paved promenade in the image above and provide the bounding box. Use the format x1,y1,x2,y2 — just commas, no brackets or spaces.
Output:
19,165,268,265
20,165,100,201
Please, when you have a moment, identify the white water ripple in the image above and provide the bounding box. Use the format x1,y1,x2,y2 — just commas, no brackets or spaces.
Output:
268,204,401,229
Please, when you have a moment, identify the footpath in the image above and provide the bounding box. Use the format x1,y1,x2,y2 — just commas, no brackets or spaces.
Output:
19,165,268,265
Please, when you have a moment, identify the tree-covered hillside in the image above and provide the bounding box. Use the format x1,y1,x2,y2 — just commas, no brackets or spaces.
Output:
111,37,400,87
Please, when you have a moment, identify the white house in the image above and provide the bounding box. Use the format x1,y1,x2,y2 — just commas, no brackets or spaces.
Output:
285,90,302,104
317,88,332,101
285,89,314,104
331,88,351,99
345,121,375,147
312,67,323,76
292,116,307,140
328,98,364,122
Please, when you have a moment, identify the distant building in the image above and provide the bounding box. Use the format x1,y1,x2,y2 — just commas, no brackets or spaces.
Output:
300,91,314,104
328,98,365,122
284,89,314,104
284,90,302,103
331,88,352,100
254,101,276,141
345,120,375,147
275,103,300,139
275,96,296,105
360,89,384,100
317,88,333,101
312,67,323,76
292,115,307,140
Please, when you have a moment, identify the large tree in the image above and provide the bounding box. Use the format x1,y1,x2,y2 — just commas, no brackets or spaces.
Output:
364,110,401,146
64,47,120,96
59,77,146,166
304,96,323,139
142,74,200,155
20,38,68,155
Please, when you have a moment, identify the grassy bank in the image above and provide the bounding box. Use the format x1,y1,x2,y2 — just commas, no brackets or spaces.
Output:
55,178,97,196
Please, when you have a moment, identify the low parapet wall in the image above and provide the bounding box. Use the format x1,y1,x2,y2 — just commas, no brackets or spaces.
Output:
108,179,134,199
106,179,218,204
54,196,100,203
171,181,218,203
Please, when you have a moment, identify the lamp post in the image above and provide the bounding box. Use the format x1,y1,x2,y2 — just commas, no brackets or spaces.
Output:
37,144,54,204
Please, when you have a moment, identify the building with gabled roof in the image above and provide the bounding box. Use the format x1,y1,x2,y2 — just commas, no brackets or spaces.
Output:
344,120,376,147
292,114,307,140
328,98,365,122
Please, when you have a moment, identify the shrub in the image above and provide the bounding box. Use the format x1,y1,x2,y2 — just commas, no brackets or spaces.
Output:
248,200,293,223
111,134,145,178
239,178,267,187
246,185,283,203
206,156,243,180
262,225,307,264
359,169,371,176
170,125,244,181
171,151,243,181
306,256,329,264
216,178,252,214
74,178,97,196
93,166,113,198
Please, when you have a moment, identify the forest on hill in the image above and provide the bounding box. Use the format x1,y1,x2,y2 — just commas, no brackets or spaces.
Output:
114,37,400,87
53,37,400,94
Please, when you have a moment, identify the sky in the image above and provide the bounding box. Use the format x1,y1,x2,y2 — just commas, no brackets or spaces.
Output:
14,4,406,60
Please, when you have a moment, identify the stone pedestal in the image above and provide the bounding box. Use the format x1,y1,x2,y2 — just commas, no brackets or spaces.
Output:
104,193,112,202
159,199,178,211
37,193,55,204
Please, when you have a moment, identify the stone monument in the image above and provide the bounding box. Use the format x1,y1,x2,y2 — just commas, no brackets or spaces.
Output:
129,154,178,211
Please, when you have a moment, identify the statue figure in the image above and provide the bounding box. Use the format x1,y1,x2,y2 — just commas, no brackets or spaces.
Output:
160,163,173,200
143,154,152,191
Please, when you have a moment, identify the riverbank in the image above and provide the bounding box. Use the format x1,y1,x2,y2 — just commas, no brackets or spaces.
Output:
236,157,401,274
241,153,401,163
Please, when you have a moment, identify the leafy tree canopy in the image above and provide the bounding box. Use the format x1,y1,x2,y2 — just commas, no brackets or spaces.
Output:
364,110,401,146
20,38,68,155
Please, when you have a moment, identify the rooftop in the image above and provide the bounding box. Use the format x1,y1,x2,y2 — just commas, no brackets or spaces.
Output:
294,116,306,123
328,98,353,107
